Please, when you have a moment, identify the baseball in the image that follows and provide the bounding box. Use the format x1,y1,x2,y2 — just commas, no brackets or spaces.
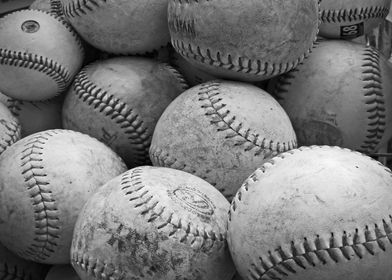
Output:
0,242,49,280
71,166,235,280
62,57,188,167
45,265,80,280
0,129,127,264
320,0,391,39
150,80,297,201
228,146,392,280
0,9,84,101
0,91,63,137
61,0,171,54
168,0,319,81
268,40,392,155
0,101,21,155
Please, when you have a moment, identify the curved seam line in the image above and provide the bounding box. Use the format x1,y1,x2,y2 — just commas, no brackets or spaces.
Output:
198,82,297,155
0,49,71,95
72,68,150,161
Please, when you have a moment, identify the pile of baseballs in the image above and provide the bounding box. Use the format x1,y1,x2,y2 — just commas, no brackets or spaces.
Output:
1,0,392,279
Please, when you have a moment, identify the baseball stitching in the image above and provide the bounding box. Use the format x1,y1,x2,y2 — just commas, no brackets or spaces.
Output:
50,0,65,17
121,168,225,248
72,68,151,166
198,82,297,155
229,146,392,280
360,47,385,153
162,63,190,91
321,6,390,23
72,167,226,279
0,119,21,154
0,49,72,96
62,0,106,18
20,130,61,262
5,98,23,117
72,252,121,280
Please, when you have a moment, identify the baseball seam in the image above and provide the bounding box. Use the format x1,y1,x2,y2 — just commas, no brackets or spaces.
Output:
360,47,385,153
62,0,105,18
72,252,121,280
121,168,226,249
229,146,392,280
20,131,60,261
50,0,65,17
5,98,23,117
72,68,151,165
198,82,297,155
269,41,321,100
162,63,190,91
0,119,21,154
321,6,390,23
171,39,310,79
0,49,72,96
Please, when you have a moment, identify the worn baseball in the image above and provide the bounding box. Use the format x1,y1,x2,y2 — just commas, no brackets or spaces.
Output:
0,242,49,280
228,145,392,280
168,0,319,81
320,0,391,39
0,9,84,101
61,0,171,54
269,40,392,155
30,0,64,17
0,101,21,155
0,91,63,137
150,81,297,201
62,57,188,167
45,265,80,280
0,129,127,264
71,166,235,280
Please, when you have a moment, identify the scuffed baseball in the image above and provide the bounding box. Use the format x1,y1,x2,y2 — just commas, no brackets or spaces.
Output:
71,166,235,280
168,0,319,81
0,9,84,101
61,0,171,54
0,101,21,155
320,0,391,39
0,242,49,280
0,91,63,137
62,57,188,167
0,129,127,264
45,265,80,280
150,80,297,201
228,146,392,280
268,40,392,154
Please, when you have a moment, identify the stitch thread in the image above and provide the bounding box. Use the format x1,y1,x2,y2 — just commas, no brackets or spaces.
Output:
50,0,64,17
121,168,226,249
0,49,72,96
71,252,121,280
198,82,297,155
0,119,20,154
62,0,106,18
72,68,151,166
172,40,311,79
20,131,61,261
321,6,390,23
360,47,385,153
229,146,392,280
162,63,189,91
